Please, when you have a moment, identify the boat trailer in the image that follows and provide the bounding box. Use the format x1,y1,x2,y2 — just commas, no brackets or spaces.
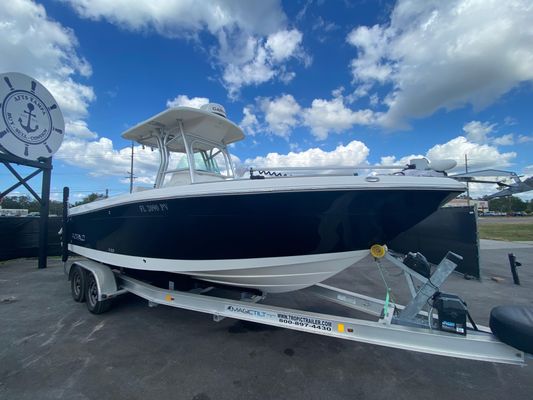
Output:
64,248,527,365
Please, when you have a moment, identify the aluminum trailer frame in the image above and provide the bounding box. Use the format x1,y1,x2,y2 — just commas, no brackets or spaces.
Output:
64,251,525,366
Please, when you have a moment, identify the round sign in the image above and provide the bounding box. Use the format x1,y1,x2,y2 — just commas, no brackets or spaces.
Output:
0,72,65,160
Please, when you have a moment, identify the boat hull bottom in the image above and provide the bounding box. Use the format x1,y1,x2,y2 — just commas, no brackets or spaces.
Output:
69,245,368,293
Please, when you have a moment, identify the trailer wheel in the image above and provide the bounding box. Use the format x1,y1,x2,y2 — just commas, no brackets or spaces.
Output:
85,272,112,314
70,265,86,303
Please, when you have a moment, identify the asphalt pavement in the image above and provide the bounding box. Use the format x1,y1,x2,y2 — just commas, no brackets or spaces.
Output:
1,242,532,400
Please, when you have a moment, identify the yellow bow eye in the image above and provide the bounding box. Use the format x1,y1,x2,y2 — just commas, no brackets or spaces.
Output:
370,244,387,259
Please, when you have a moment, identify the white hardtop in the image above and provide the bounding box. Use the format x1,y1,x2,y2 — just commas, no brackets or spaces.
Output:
121,106,244,152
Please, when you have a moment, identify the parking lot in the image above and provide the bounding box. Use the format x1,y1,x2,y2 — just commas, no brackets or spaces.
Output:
1,241,532,400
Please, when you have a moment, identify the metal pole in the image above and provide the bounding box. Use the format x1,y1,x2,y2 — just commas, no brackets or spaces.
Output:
38,159,52,269
129,141,134,194
508,253,521,285
61,187,69,263
465,154,471,207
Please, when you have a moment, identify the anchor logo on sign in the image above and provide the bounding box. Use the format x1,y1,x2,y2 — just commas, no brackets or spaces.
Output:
18,103,39,134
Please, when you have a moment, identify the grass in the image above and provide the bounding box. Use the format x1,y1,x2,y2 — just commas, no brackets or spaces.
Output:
479,223,533,241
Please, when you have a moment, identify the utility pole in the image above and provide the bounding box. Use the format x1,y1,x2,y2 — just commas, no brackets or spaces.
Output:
129,141,134,194
465,154,471,207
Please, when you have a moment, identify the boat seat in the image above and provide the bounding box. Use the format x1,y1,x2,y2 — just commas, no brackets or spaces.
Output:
164,170,226,187
489,305,533,354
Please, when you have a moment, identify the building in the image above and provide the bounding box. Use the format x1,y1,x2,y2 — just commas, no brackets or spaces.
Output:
445,198,489,213
0,207,29,217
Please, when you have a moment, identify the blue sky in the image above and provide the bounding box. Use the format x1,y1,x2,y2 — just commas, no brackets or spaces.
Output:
1,0,532,202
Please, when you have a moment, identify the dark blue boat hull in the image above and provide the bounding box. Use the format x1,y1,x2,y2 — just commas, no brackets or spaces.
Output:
68,189,459,260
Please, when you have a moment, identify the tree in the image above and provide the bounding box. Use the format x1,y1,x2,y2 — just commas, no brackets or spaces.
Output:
49,200,64,215
0,195,63,215
1,195,33,209
489,196,528,213
74,193,106,206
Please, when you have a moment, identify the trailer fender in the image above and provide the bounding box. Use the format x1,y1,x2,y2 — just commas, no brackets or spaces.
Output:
67,260,120,301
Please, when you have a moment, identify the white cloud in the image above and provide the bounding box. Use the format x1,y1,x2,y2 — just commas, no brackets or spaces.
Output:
240,106,260,136
245,140,370,167
56,137,161,184
517,135,533,143
347,24,393,83
379,154,425,166
381,134,517,175
65,120,98,140
0,1,159,187
462,120,518,146
380,135,519,197
331,86,345,98
62,0,286,37
166,94,209,109
462,121,496,144
427,137,516,170
0,0,95,137
246,93,377,140
347,0,533,128
41,78,95,122
222,44,276,96
492,134,514,146
312,16,339,35
466,182,504,199
62,0,306,97
221,29,306,97
266,29,303,62
504,116,518,126
302,97,375,140
369,94,379,106
260,94,301,138
279,69,296,84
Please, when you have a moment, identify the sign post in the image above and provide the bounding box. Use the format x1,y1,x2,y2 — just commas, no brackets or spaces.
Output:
0,72,65,268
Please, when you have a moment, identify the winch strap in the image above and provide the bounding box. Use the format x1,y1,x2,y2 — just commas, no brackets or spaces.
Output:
384,289,390,317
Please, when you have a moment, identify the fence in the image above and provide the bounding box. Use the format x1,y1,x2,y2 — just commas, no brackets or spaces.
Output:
0,207,480,279
389,206,479,278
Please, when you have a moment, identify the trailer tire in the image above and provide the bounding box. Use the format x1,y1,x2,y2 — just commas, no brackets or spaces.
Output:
70,265,86,303
85,271,112,314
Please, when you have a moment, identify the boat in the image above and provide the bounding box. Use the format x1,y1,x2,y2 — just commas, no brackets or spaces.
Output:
66,103,465,293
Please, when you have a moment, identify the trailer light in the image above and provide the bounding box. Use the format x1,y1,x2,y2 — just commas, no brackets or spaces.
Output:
165,294,174,301
337,323,345,333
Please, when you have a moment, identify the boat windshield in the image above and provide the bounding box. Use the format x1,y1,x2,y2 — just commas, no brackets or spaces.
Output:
194,149,223,174
171,141,231,178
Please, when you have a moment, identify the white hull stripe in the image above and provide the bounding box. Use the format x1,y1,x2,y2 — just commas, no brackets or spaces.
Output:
69,244,368,273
